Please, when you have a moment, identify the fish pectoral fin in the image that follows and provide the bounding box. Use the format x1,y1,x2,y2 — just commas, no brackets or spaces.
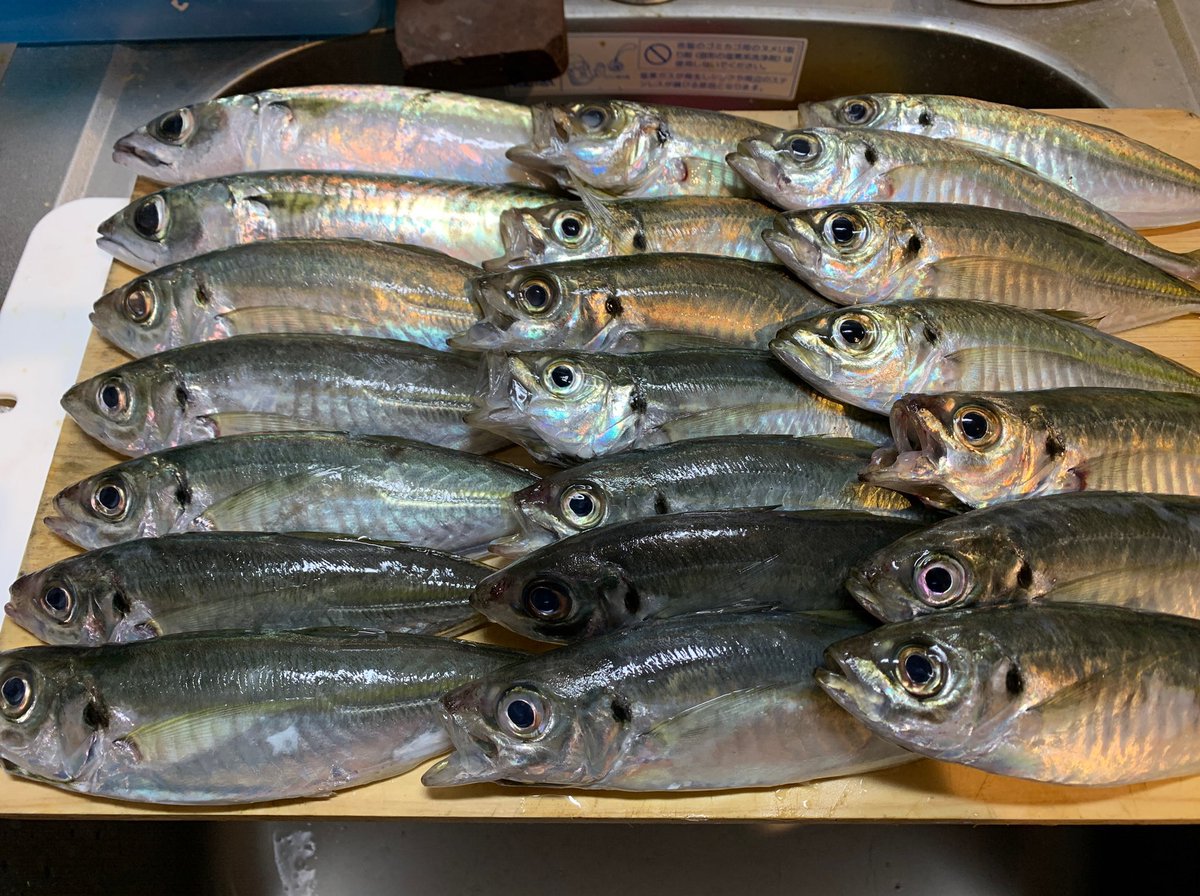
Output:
638,683,811,747
199,412,328,437
924,257,1102,322
937,138,1045,176
939,345,1092,384
1064,450,1200,493
656,402,807,442
198,467,357,531
619,330,735,352
218,306,375,337
673,155,746,193
118,701,301,763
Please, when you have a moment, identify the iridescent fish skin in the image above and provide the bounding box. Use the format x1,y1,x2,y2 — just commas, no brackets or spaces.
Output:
44,432,538,553
467,349,888,465
483,197,778,271
498,435,935,556
728,128,1200,281
796,94,1200,228
112,85,541,187
475,509,922,643
847,492,1200,623
458,253,831,352
765,204,1200,333
423,612,912,790
817,604,1200,786
0,629,524,804
6,532,490,646
860,388,1200,510
770,299,1200,414
96,173,553,271
61,334,506,456
508,100,762,198
91,240,480,357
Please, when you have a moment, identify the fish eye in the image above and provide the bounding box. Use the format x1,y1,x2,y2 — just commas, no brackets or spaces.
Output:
132,196,168,241
784,132,821,161
517,277,556,315
544,360,582,395
96,378,131,419
41,584,76,623
912,553,968,607
894,644,947,697
832,313,876,352
522,579,572,621
153,108,194,145
839,98,877,125
577,104,610,131
954,405,1001,448
497,688,549,738
553,211,589,245
560,484,604,528
90,478,129,520
823,212,867,250
1,672,33,720
123,283,157,325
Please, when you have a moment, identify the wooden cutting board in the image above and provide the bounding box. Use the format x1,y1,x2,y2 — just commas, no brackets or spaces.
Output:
2,108,1199,820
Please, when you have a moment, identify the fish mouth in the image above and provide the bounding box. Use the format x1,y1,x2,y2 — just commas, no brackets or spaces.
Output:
762,217,822,274
768,327,835,385
464,356,532,429
448,277,520,350
860,401,967,511
726,140,783,198
482,210,546,272
843,566,897,622
112,134,171,172
421,694,506,787
448,320,511,351
813,646,887,722
95,213,158,270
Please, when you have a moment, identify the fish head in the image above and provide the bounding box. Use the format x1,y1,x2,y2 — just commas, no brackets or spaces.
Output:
509,101,668,195
61,363,173,456
468,352,639,463
816,612,1026,761
5,556,125,647
484,202,609,271
111,97,256,183
456,266,597,352
45,459,182,550
765,205,920,303
848,525,1028,623
424,671,628,787
861,393,1050,510
0,650,103,785
96,180,227,271
91,266,214,357
494,475,615,557
727,128,856,207
771,304,926,412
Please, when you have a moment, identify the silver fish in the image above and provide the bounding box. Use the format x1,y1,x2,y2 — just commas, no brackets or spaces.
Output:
483,196,778,271
112,85,541,187
496,435,937,556
0,629,524,804
796,94,1200,228
818,604,1200,786
846,492,1200,623
7,532,491,646
61,334,505,456
508,100,762,198
729,127,1200,281
91,240,481,358
44,432,538,553
97,173,554,271
424,612,912,790
475,509,922,643
765,204,1200,332
467,349,889,465
770,299,1200,414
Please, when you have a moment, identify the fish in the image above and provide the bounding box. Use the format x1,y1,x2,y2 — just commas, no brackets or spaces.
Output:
96,173,554,271
764,204,1200,332
423,612,912,790
475,509,924,643
860,388,1200,510
456,253,832,353
507,100,763,198
467,348,889,465
846,492,1200,623
495,435,938,556
7,532,492,646
44,432,539,553
796,94,1200,228
482,196,778,271
770,299,1200,414
728,128,1200,281
61,334,506,456
0,628,524,804
90,240,481,358
112,85,542,187
817,603,1200,786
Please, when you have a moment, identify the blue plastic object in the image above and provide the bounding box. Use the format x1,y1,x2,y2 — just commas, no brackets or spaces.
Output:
1,1,386,44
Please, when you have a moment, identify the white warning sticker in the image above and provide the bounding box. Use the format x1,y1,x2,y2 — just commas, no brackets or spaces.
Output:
515,33,807,101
